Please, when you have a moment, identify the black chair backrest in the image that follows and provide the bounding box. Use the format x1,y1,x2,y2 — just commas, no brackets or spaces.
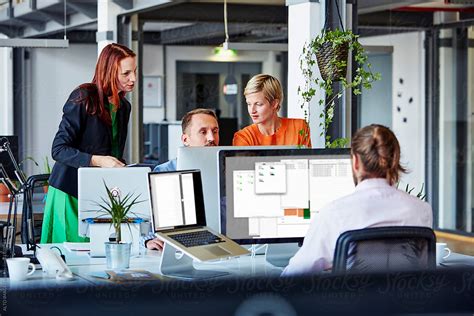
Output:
332,226,436,274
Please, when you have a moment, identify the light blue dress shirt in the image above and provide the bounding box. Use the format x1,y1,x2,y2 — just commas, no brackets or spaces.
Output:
153,158,177,172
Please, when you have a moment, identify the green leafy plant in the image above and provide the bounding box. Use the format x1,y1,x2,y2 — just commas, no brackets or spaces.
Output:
42,156,52,174
19,156,52,177
299,28,381,148
94,181,144,243
19,156,39,177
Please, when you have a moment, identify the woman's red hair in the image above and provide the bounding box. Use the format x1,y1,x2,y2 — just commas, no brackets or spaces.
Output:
77,43,135,125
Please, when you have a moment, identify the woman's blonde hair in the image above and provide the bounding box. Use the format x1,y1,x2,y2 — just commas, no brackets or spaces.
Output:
244,74,284,111
351,124,407,185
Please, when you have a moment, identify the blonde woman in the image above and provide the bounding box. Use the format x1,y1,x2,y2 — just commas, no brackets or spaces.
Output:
233,74,311,147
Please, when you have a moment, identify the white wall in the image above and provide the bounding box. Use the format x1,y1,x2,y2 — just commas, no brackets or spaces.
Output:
18,44,280,172
0,34,13,135
287,1,325,148
142,45,282,122
26,44,97,175
360,32,426,190
143,45,165,123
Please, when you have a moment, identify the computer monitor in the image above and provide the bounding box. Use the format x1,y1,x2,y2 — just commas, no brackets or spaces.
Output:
77,167,152,237
0,136,19,181
177,146,298,233
219,148,355,245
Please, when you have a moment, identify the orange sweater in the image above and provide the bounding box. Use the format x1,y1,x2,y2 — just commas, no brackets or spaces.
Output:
233,118,312,147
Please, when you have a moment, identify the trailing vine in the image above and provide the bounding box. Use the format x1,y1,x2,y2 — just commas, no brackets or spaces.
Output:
298,28,381,148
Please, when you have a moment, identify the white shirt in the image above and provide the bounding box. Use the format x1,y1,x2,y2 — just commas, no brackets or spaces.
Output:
282,178,433,276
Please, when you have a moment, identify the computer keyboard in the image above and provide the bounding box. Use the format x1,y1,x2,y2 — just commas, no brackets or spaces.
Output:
169,230,223,248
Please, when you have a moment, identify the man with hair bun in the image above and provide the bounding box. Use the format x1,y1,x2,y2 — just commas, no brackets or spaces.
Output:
282,124,433,276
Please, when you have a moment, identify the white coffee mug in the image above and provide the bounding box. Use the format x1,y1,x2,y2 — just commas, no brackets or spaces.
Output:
6,257,36,281
436,242,451,265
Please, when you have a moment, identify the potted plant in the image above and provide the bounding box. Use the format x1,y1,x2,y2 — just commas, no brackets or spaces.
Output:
0,183,10,202
299,28,381,148
41,157,52,194
94,181,143,269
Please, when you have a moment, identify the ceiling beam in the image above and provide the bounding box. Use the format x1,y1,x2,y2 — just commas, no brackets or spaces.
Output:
0,25,22,38
157,22,284,45
359,10,433,28
139,3,287,24
66,2,97,19
14,17,45,32
112,0,133,10
34,10,68,26
358,0,429,14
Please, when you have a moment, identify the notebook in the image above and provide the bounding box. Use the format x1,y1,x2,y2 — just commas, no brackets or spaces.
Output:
148,170,249,262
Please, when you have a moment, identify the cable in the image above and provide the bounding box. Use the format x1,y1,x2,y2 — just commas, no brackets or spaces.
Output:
334,0,345,31
224,0,229,43
63,0,67,40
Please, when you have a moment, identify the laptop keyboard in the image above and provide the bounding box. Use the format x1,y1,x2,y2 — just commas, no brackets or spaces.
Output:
169,230,224,248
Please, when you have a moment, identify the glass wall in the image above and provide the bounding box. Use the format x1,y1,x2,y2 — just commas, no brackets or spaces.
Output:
433,26,474,233
176,61,262,129
359,52,393,128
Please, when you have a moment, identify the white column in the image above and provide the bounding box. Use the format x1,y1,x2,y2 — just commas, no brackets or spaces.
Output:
97,0,123,54
0,35,13,135
287,0,325,148
130,14,141,163
435,13,459,230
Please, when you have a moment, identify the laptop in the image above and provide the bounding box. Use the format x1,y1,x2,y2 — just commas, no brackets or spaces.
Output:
148,169,249,262
78,167,152,257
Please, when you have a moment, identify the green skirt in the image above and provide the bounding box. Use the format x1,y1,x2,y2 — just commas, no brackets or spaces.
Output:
40,186,89,243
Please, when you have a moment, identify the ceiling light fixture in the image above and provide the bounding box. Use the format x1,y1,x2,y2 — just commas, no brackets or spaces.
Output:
214,46,237,57
0,0,69,48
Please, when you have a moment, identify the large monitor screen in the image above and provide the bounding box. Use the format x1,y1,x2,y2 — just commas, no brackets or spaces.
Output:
0,136,19,181
219,148,355,244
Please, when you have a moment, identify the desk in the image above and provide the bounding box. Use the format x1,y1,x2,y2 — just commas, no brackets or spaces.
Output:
5,243,283,289
6,242,474,289
4,245,474,315
440,252,474,268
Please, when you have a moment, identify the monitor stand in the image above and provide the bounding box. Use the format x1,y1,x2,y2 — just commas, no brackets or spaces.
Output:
158,243,229,279
265,243,300,268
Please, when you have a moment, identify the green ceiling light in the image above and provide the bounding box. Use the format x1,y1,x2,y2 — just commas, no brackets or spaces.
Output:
214,46,237,58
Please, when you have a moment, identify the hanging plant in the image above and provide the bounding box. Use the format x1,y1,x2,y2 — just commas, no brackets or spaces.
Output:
298,4,381,148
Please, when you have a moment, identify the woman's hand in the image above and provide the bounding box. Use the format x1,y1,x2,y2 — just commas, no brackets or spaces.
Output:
90,155,125,168
146,238,164,251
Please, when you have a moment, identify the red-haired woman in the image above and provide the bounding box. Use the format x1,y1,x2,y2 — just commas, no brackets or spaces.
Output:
41,43,137,243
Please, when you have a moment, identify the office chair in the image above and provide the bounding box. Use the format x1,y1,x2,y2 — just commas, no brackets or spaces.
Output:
332,226,436,274
20,173,50,249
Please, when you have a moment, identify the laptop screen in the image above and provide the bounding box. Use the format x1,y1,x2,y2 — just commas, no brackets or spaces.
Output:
149,170,206,231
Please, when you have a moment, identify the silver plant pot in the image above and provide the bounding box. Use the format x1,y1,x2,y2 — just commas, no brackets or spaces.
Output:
105,242,131,270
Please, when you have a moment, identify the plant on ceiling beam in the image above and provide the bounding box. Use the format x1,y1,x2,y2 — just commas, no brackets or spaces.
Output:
298,1,380,148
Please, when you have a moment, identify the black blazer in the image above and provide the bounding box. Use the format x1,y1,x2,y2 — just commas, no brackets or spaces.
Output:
49,87,131,198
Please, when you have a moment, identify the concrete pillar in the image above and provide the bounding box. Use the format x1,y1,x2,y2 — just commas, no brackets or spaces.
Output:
435,12,458,230
97,0,123,54
287,0,325,148
0,35,13,135
130,14,142,163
